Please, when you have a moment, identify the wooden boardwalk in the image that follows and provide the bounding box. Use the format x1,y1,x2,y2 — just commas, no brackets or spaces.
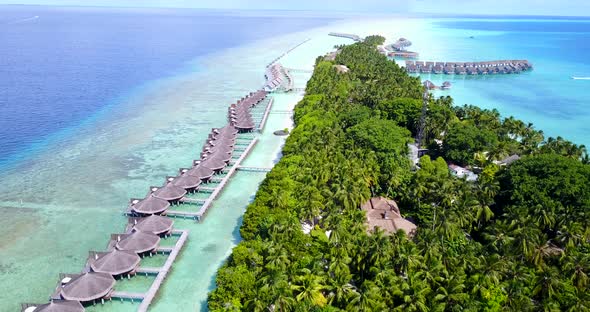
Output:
328,32,362,42
136,229,189,312
111,292,145,301
193,138,258,221
258,98,274,132
236,166,273,173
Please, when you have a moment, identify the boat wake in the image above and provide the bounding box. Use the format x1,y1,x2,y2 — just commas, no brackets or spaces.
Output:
572,77,590,80
8,16,39,24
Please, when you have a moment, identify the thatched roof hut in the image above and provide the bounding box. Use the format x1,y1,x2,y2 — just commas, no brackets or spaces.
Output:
199,157,227,171
170,174,201,191
131,215,174,235
423,80,437,90
152,184,187,202
89,250,140,276
130,196,170,215
184,165,214,181
114,231,160,254
21,300,84,312
441,81,452,89
59,273,115,302
361,197,416,236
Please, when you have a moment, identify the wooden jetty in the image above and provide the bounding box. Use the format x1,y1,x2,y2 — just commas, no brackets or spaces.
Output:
266,38,311,67
258,98,274,132
405,60,533,75
236,166,273,173
167,138,258,221
328,32,362,42
136,229,188,312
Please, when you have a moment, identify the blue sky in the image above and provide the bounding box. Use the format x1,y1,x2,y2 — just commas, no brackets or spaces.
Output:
1,0,589,16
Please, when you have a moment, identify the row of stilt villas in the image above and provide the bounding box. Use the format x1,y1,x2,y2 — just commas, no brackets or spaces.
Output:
22,90,269,311
405,60,533,75
228,90,268,132
264,63,292,92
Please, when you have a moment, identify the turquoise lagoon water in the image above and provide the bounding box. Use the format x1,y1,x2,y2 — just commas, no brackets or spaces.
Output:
0,5,350,311
409,18,590,146
2,9,588,312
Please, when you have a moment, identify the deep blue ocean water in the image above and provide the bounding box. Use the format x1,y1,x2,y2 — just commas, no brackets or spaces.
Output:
0,5,333,170
428,18,590,146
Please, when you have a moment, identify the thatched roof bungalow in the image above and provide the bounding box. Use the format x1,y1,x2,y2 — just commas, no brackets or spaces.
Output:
88,250,140,276
58,273,115,303
361,197,416,236
114,231,160,254
130,215,174,235
151,184,187,202
130,196,170,215
183,164,214,181
21,300,84,312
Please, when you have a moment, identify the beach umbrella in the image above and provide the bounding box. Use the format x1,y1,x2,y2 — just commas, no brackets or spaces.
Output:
131,196,170,215
22,300,84,312
60,273,115,302
152,184,187,201
90,250,140,276
115,231,160,254
132,215,174,235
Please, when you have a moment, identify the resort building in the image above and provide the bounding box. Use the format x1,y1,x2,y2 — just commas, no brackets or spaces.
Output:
448,164,478,181
361,197,417,236
54,273,115,303
21,300,84,312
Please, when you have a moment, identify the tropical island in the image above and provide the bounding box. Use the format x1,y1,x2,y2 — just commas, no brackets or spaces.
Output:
208,35,589,311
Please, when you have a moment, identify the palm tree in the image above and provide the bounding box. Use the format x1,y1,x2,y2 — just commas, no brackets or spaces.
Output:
290,268,328,307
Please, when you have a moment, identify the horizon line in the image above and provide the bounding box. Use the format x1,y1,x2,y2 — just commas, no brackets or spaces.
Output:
1,3,590,18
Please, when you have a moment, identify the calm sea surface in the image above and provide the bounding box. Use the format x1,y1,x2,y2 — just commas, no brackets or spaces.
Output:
425,18,590,146
0,7,588,311
0,5,338,311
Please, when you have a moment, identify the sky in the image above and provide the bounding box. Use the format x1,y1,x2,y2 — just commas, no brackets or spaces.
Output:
1,0,589,16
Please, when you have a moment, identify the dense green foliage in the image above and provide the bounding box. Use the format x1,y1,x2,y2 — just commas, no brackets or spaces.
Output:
209,38,590,311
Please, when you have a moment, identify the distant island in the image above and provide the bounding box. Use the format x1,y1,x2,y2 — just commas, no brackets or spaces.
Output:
209,35,589,311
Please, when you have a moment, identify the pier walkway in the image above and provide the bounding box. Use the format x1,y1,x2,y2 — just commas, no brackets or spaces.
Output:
236,166,273,173
328,32,362,42
136,229,188,311
258,98,274,132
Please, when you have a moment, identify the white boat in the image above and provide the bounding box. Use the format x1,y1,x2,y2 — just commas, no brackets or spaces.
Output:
571,77,590,80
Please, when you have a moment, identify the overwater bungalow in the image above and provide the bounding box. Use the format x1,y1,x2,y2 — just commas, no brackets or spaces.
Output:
22,300,84,312
202,150,232,163
361,197,417,236
130,215,174,236
234,120,256,132
88,250,141,276
169,174,201,192
199,157,227,172
151,184,187,202
423,80,437,90
433,65,443,74
213,125,238,137
57,273,115,303
183,164,215,181
130,196,170,215
443,66,454,74
441,81,452,89
114,231,161,254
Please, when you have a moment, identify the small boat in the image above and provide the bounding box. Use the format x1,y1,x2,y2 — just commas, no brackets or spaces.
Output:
571,77,590,80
